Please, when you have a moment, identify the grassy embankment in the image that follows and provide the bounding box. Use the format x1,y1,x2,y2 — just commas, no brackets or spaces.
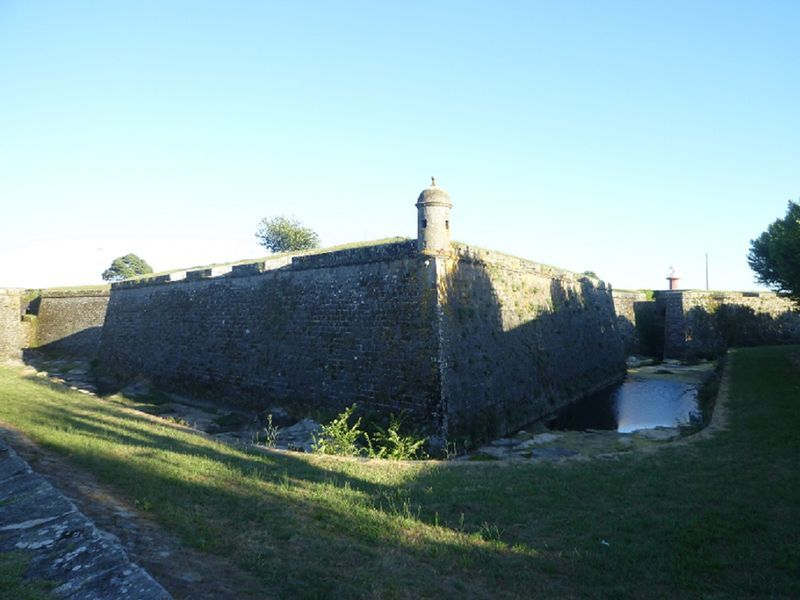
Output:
0,346,798,597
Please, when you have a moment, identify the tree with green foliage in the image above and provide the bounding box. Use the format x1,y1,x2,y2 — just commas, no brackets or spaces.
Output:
101,253,154,282
255,216,320,253
748,200,800,304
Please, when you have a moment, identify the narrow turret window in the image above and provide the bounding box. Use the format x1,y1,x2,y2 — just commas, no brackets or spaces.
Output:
422,219,427,228
446,220,450,229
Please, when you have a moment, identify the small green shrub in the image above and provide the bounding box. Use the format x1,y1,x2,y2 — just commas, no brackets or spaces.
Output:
367,414,428,460
262,414,280,449
312,405,428,459
312,404,367,456
443,440,461,460
477,522,504,543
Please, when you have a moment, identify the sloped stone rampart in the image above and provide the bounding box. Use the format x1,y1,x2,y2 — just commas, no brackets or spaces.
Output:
97,241,628,445
34,290,110,356
99,243,445,431
440,246,626,442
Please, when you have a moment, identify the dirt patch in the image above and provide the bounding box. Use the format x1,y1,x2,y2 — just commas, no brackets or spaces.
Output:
0,423,267,600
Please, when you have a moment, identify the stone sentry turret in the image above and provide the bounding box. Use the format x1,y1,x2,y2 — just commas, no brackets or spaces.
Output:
416,177,452,255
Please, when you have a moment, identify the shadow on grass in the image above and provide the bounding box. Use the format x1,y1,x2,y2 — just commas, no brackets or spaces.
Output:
3,348,800,598
10,373,543,597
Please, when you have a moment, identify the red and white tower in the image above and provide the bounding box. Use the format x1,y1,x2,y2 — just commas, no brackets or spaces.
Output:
666,266,680,290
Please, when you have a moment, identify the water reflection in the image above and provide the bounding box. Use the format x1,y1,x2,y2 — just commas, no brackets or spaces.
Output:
548,375,700,433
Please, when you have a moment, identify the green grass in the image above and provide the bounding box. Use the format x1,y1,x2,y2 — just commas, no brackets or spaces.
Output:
1,346,799,597
0,553,52,600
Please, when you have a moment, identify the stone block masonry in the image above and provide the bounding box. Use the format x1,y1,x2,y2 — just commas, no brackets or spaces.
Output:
99,241,447,433
440,245,625,441
612,290,663,356
659,290,800,358
0,437,170,598
10,178,799,446
34,289,110,356
0,289,21,360
611,290,649,354
97,240,627,446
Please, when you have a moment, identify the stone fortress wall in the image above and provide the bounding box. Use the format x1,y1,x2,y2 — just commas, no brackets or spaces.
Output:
34,290,110,355
440,245,625,441
5,181,800,444
94,238,626,444
91,182,630,444
611,289,651,354
0,289,21,360
99,241,447,433
659,290,800,359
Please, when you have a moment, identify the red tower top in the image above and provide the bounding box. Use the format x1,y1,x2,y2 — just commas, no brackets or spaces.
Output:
666,266,680,290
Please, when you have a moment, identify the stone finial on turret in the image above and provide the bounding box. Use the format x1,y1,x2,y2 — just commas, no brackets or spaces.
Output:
416,177,452,255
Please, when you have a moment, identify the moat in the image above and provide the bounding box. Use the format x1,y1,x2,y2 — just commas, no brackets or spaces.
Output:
468,360,717,461
547,361,716,433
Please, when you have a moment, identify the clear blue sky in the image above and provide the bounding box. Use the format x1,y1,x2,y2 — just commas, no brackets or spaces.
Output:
1,1,797,290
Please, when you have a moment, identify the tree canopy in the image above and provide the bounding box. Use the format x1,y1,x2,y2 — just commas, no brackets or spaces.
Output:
255,216,320,253
101,253,154,282
748,200,800,304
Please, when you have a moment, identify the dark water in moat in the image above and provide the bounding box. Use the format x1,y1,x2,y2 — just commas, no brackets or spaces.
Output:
548,375,701,433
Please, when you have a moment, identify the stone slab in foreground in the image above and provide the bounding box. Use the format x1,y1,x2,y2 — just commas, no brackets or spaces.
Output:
0,437,171,599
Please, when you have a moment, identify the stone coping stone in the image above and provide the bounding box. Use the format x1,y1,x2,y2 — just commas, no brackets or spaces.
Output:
0,438,171,599
230,262,267,276
452,242,607,287
40,289,111,299
185,268,213,281
111,275,172,290
290,240,418,270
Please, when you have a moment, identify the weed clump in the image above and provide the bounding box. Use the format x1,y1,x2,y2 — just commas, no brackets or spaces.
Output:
312,404,428,460
262,414,280,448
367,414,427,460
